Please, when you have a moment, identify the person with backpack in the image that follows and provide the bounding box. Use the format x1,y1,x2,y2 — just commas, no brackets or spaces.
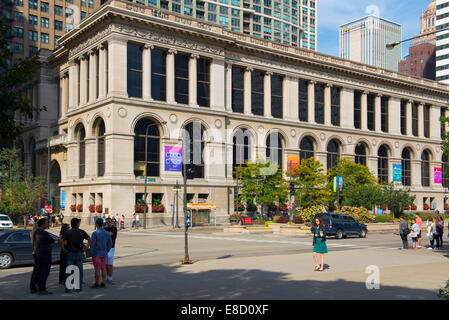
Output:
399,216,410,250
435,216,444,249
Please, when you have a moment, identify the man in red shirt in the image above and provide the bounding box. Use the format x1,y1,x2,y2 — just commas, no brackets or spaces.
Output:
415,213,423,248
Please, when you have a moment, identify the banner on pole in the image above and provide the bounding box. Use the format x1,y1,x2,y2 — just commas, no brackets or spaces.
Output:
287,156,300,173
164,146,183,172
61,190,65,211
333,176,343,193
392,164,402,182
434,167,443,184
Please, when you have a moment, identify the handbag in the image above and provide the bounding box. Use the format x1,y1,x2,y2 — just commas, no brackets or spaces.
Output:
409,231,417,238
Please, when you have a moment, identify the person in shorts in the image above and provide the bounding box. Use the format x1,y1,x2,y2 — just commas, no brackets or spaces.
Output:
415,213,423,248
104,218,118,284
90,219,112,288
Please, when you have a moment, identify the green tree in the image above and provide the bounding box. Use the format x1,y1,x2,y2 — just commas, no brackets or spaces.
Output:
237,157,288,218
342,184,383,210
380,183,416,218
0,20,44,144
289,157,331,208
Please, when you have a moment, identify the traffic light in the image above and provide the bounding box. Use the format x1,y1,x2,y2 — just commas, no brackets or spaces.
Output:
185,211,191,229
234,186,239,195
289,182,295,196
185,164,196,180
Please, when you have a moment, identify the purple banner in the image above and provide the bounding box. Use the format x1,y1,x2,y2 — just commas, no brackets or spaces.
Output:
434,167,443,184
165,146,182,172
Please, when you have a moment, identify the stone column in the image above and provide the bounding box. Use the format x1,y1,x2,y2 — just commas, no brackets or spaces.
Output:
411,159,421,190
166,49,177,104
430,105,441,140
389,96,401,135
406,100,413,136
189,54,198,107
88,50,97,103
98,44,107,99
243,67,252,115
107,37,128,98
375,94,382,132
264,71,272,118
79,55,88,105
285,77,298,121
68,60,78,109
340,87,354,129
418,103,424,138
324,84,331,126
59,75,64,119
361,91,368,131
210,59,226,111
307,80,315,124
84,137,96,179
142,44,153,101
225,63,233,112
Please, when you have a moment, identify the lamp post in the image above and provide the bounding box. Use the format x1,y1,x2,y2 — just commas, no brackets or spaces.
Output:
173,180,181,228
386,27,449,50
143,121,166,230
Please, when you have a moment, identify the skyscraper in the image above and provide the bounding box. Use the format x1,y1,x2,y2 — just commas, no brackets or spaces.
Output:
114,0,317,50
436,0,449,82
339,15,402,71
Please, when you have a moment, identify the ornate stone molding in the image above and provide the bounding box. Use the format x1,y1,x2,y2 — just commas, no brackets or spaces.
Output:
69,23,116,59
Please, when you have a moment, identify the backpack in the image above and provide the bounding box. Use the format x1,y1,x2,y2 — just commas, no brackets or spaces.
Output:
403,226,410,235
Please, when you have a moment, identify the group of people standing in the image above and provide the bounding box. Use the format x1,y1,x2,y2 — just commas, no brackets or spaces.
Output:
29,216,117,294
93,213,126,230
399,213,446,250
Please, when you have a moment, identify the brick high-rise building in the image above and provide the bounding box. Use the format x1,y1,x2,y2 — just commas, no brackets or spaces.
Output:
1,0,101,62
398,41,436,80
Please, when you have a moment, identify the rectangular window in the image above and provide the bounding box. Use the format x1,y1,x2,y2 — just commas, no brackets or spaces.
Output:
197,58,210,108
88,0,93,8
175,53,189,104
55,5,63,15
29,14,38,25
127,43,143,98
400,100,407,135
172,3,181,12
314,83,324,124
65,23,73,32
54,36,60,46
271,74,283,119
40,33,49,43
29,45,38,56
232,66,244,113
298,79,308,122
331,87,340,126
14,27,23,39
251,70,264,116
381,96,389,133
412,102,419,137
40,1,49,12
13,43,23,54
354,91,361,129
367,94,375,131
29,0,38,9
28,30,38,41
151,49,166,102
40,17,49,28
424,104,430,138
208,13,216,22
55,20,63,31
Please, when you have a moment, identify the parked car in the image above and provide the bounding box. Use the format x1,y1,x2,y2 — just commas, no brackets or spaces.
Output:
312,213,367,239
0,229,60,269
0,215,13,231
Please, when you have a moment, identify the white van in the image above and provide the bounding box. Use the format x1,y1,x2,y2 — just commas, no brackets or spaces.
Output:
0,215,13,230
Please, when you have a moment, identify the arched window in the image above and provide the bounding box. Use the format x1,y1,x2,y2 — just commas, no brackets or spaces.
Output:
266,131,283,171
378,145,389,184
183,121,205,179
443,154,449,189
75,124,86,179
401,148,412,186
354,143,367,166
327,139,340,170
134,118,160,177
95,119,106,177
421,150,430,187
299,137,314,160
233,128,251,174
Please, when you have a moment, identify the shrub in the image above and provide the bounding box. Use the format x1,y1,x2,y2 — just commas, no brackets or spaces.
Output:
339,206,375,223
272,216,280,223
374,215,394,223
276,215,303,224
286,222,296,225
277,215,290,224
264,221,273,227
296,206,323,224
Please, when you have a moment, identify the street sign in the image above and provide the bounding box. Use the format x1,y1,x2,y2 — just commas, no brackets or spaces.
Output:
45,206,53,214
287,201,292,210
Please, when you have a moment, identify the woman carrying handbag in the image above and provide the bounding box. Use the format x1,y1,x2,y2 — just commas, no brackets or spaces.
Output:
311,217,328,272
410,219,419,249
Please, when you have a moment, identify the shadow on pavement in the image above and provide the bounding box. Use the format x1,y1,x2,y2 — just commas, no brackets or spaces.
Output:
0,263,441,300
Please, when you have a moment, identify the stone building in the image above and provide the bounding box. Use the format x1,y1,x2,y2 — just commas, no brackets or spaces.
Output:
18,0,449,225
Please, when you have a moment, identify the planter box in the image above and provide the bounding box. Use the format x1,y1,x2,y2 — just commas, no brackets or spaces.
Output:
366,222,398,232
280,225,309,235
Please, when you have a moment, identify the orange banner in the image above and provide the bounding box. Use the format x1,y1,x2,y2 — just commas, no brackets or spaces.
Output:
287,156,300,173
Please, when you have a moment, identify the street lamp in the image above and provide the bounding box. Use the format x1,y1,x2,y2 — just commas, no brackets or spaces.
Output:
386,27,449,50
172,180,181,228
143,121,167,230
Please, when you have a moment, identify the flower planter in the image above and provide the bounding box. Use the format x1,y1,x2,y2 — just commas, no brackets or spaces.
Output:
70,205,76,212
89,205,95,213
95,205,103,213
76,205,83,212
152,205,165,213
411,206,417,211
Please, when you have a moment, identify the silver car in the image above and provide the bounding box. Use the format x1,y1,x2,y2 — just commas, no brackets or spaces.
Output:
0,215,13,231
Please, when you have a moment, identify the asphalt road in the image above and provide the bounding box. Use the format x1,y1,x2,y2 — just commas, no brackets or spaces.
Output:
0,227,448,300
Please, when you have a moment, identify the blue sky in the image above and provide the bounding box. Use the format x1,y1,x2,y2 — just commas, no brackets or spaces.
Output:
317,0,432,58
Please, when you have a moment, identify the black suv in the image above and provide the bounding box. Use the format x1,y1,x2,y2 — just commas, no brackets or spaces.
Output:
312,213,368,239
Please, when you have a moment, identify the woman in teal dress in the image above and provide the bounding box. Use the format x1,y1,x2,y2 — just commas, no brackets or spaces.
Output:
311,217,327,271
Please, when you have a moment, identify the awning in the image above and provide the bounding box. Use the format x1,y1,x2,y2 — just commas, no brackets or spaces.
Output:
187,203,216,210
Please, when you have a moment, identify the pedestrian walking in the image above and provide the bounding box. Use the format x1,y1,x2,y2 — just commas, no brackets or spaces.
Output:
104,218,118,284
399,216,410,250
60,213,64,225
136,213,140,228
132,213,136,229
410,219,419,249
51,214,56,228
415,213,423,248
311,217,327,272
115,214,120,228
58,224,70,285
33,218,55,295
61,218,91,292
90,219,112,288
93,214,98,230
29,222,39,293
428,218,436,250
120,215,125,230
436,216,444,249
